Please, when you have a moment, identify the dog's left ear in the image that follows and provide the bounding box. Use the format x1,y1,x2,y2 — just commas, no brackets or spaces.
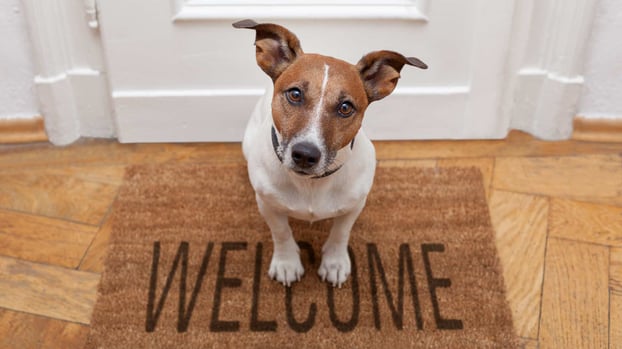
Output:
233,19,304,81
356,50,427,103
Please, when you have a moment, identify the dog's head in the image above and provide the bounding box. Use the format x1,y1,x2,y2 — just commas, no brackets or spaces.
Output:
234,19,427,177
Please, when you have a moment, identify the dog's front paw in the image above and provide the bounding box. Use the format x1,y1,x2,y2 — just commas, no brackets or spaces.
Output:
268,251,304,287
318,245,351,288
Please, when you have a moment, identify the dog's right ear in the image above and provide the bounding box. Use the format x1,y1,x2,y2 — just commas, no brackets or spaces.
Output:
357,50,427,103
233,19,304,81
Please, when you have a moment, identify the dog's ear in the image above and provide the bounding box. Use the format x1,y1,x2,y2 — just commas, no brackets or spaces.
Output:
356,50,427,103
233,19,303,81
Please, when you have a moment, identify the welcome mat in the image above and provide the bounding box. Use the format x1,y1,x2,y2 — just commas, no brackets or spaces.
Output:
86,163,518,348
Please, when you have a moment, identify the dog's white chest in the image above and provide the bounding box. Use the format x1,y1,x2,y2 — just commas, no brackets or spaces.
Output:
259,174,363,222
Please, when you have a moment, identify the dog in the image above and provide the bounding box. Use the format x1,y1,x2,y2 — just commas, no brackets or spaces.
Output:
234,19,427,287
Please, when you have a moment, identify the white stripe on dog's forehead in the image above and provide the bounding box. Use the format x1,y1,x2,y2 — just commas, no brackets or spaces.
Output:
313,64,330,122
303,64,330,147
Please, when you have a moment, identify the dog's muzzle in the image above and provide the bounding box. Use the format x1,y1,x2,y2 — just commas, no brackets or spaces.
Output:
271,126,352,179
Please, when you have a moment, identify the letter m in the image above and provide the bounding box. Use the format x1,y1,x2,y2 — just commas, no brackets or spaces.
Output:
367,243,424,330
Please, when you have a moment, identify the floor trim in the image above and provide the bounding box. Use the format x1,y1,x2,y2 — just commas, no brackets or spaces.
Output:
0,116,49,144
572,116,622,143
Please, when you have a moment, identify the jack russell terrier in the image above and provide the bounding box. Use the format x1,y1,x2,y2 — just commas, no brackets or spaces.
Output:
234,19,427,287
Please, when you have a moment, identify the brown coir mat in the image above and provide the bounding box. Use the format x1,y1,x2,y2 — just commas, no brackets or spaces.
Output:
86,164,519,348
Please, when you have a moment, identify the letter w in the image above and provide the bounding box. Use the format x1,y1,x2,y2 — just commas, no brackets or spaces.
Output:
145,241,214,333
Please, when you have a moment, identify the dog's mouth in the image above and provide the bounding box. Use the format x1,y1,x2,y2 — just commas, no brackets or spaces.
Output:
288,152,341,178
288,163,322,177
273,130,345,179
293,169,312,176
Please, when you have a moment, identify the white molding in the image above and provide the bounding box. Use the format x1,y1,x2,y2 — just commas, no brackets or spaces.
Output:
186,0,414,4
83,0,99,29
34,75,79,145
34,68,100,85
21,0,114,145
113,88,266,99
517,68,584,85
113,85,471,143
392,86,469,96
112,85,469,99
34,69,115,144
510,69,584,139
502,0,599,140
172,0,428,21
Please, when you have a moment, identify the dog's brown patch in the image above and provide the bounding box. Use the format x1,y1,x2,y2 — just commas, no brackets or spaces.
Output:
272,54,369,152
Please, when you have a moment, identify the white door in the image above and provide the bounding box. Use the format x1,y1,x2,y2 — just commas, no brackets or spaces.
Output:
97,0,516,142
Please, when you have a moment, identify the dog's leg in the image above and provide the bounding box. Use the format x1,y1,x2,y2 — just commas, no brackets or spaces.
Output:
319,200,365,287
256,195,304,286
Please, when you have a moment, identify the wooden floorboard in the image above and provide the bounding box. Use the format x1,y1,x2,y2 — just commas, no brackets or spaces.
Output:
0,167,120,225
539,238,609,349
493,154,622,207
0,309,89,349
0,308,49,349
611,290,622,349
0,209,98,268
0,139,245,170
374,130,622,160
550,199,622,247
0,256,99,324
79,214,113,273
489,190,548,339
612,248,622,293
0,132,621,347
520,338,539,349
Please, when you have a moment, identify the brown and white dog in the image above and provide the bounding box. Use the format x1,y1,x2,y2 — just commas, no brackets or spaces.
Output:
235,19,427,287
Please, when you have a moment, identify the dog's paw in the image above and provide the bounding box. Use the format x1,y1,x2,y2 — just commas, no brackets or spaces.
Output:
318,245,351,288
268,252,304,287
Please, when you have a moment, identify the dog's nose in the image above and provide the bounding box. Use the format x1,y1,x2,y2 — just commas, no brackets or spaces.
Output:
291,142,321,169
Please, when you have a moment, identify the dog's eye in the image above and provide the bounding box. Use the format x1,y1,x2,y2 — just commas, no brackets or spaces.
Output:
337,101,355,118
285,88,303,105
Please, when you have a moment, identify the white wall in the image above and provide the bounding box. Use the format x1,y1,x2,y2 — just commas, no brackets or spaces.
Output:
578,0,622,120
3,0,619,142
0,0,39,120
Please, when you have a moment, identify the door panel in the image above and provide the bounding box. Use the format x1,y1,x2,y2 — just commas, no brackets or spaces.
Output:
98,0,515,142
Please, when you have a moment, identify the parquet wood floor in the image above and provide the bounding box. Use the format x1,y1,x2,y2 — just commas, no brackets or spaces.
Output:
0,131,620,348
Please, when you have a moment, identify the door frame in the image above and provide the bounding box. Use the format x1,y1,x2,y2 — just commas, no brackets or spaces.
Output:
23,0,598,144
501,0,598,140
21,0,114,145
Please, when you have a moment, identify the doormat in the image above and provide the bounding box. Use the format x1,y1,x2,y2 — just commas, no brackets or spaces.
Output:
86,163,519,348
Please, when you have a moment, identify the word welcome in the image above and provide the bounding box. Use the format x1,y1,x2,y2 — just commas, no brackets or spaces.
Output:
146,241,463,333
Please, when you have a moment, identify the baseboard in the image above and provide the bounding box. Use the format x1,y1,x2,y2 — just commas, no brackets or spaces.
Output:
573,116,622,143
0,116,48,144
